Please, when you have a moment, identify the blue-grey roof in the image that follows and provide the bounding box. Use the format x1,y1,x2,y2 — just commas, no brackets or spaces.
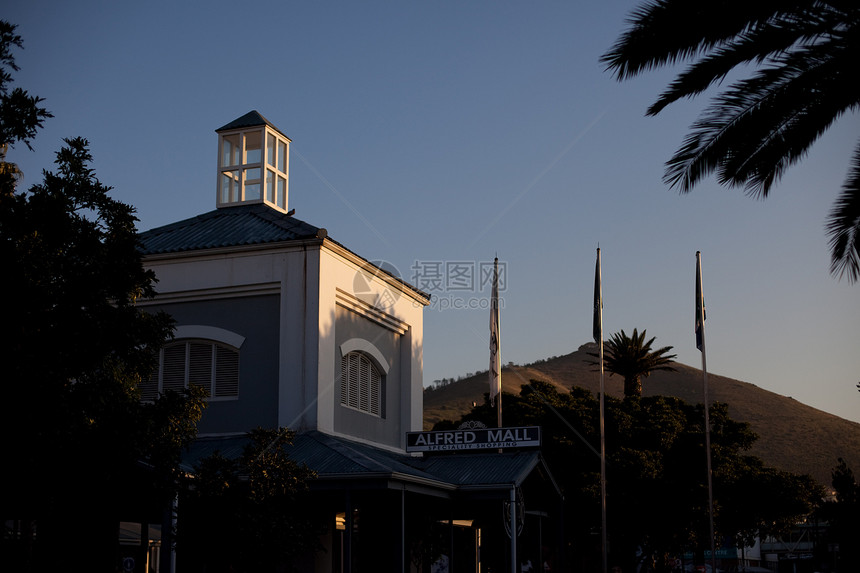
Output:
138,204,430,302
216,110,290,139
416,451,541,487
286,431,448,485
180,435,249,468
182,431,553,495
138,204,327,255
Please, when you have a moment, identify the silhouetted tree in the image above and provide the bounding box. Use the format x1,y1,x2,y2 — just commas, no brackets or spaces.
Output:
602,1,860,281
179,428,322,573
818,458,860,572
437,381,822,572
0,21,205,572
0,21,51,186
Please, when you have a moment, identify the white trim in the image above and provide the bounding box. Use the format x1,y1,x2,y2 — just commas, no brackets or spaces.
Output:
335,289,410,335
175,325,246,349
339,338,390,374
137,283,281,306
324,242,430,306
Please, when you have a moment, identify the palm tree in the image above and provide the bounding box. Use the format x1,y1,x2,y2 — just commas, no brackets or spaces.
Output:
592,328,677,398
601,1,860,282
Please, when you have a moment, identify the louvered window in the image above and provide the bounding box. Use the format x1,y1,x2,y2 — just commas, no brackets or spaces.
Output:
141,340,239,401
340,352,382,417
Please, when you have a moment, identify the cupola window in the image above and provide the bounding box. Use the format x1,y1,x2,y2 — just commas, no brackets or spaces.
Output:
216,111,290,212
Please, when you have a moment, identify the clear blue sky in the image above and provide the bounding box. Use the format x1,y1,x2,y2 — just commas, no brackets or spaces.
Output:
7,1,860,423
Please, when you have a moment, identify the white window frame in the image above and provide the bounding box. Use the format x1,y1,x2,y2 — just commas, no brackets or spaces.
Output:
142,326,245,402
175,325,245,348
217,126,290,211
339,339,389,418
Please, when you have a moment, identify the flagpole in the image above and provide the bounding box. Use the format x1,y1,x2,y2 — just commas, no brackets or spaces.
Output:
594,247,607,573
490,257,502,428
696,251,717,573
490,257,511,570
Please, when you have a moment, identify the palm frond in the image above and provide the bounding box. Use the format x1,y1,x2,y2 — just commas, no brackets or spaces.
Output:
601,0,816,80
731,33,858,186
646,7,844,115
664,30,859,197
605,0,860,281
826,143,860,282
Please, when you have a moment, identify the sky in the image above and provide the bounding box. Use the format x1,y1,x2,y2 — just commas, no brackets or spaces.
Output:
6,1,859,424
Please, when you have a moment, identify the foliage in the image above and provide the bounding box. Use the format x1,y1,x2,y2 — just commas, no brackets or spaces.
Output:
817,458,860,572
602,1,860,281
436,381,822,572
589,328,677,397
179,427,322,572
0,21,51,184
0,21,206,571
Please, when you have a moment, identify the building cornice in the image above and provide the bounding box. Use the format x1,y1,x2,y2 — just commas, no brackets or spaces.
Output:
136,282,281,306
322,238,430,307
142,235,430,307
142,237,326,264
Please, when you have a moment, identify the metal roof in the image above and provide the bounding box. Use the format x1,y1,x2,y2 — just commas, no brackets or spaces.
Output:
415,451,541,488
138,204,326,255
287,431,445,483
138,204,430,302
182,431,551,494
179,435,248,473
216,110,291,139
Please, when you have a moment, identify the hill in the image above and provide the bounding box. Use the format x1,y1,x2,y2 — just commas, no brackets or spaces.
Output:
423,343,860,487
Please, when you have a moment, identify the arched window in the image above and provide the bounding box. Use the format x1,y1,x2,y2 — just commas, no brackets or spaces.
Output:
141,339,239,401
340,352,383,417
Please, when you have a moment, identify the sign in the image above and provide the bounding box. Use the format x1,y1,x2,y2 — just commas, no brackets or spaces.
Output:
682,548,737,559
406,426,541,452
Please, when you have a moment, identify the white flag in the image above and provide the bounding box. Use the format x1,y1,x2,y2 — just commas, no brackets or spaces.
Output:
489,257,501,407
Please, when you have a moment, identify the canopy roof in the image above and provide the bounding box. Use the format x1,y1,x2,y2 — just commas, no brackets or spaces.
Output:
182,430,561,499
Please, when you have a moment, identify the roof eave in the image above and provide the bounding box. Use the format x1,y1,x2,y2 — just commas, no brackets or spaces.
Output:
142,236,327,262
322,238,431,306
215,110,291,140
312,471,457,492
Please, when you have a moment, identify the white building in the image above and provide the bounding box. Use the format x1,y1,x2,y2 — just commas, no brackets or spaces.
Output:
134,111,562,573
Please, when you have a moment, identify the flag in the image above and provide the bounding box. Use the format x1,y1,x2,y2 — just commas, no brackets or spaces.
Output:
489,257,501,407
695,251,706,351
593,248,602,344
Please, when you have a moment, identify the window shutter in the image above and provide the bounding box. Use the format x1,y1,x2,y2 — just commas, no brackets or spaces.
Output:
189,342,213,392
162,344,187,393
144,339,240,402
340,354,350,407
214,346,239,397
340,351,382,417
348,353,360,409
140,360,160,402
359,359,370,413
369,366,381,416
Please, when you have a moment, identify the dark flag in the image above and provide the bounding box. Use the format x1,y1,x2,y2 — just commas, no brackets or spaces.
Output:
593,248,602,343
489,257,501,407
696,251,706,351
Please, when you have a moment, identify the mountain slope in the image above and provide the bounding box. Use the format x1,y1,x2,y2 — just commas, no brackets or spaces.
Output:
423,343,860,487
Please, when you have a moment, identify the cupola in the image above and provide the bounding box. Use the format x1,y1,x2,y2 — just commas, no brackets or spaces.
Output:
215,111,290,212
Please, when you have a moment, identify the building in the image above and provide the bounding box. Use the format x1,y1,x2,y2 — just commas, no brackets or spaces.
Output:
134,111,563,573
